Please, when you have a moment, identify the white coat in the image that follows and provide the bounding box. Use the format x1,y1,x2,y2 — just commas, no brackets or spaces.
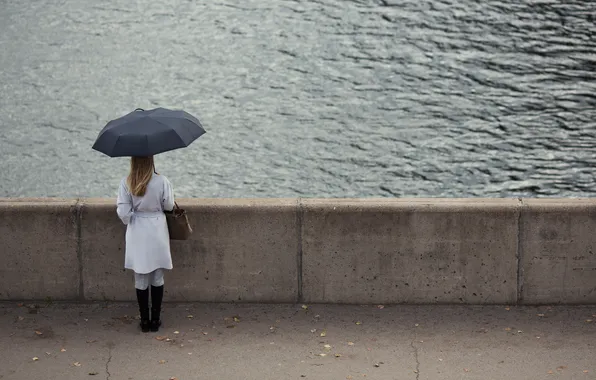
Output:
116,173,175,274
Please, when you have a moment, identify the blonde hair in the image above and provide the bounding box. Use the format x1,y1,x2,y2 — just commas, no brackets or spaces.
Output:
127,156,155,196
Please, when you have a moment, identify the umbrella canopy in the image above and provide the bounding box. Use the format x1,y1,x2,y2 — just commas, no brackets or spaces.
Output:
92,108,206,157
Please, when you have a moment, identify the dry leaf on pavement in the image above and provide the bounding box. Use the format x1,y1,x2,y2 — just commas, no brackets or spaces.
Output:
73,362,81,367
323,344,332,350
320,331,327,337
505,307,510,311
583,370,589,373
356,321,362,325
159,360,166,364
464,368,470,372
335,354,342,358
233,317,240,322
310,329,317,333
60,348,67,352
302,305,308,310
318,353,327,357
32,357,39,361
174,331,180,334
377,305,384,309
586,319,593,323
348,342,355,346
557,366,567,371
187,315,194,319
170,377,178,380
35,330,43,336
504,328,512,331
156,336,167,341
537,314,545,317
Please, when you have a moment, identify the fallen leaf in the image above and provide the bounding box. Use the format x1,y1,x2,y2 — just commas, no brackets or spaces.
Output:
187,315,194,319
159,360,166,364
439,358,443,362
413,370,419,374
18,316,24,321
377,305,384,309
414,323,419,327
318,353,327,357
165,338,172,342
347,376,353,379
557,366,567,371
202,332,208,335
584,370,589,373
174,331,180,334
374,363,380,368
517,330,523,334
504,328,512,331
45,352,51,356
188,352,192,355
538,314,545,317
60,348,67,352
315,315,320,318
586,319,593,323
73,362,81,367
355,321,362,325
505,307,510,311
464,368,470,372
310,329,317,333
547,370,554,374
323,344,332,350
335,354,342,358
88,372,99,376
536,336,541,339
32,357,39,361
84,319,89,322
35,330,43,336
320,331,327,337
348,342,355,346
155,336,167,341
233,317,240,322
302,305,308,310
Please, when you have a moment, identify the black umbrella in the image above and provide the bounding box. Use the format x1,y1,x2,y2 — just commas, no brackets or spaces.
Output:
92,108,206,157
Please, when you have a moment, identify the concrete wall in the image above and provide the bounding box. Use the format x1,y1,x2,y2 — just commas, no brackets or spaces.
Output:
0,198,594,304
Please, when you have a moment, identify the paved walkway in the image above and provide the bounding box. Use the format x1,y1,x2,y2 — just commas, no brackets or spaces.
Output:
0,303,595,380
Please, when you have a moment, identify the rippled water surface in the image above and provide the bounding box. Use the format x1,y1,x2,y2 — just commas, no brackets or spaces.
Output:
1,0,595,198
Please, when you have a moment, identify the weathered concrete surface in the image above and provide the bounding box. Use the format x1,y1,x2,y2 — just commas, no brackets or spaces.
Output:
0,201,80,300
80,199,299,302
302,199,520,304
520,199,596,304
1,302,594,380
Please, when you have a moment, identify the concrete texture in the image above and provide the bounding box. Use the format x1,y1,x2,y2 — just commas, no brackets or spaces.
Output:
2,197,596,304
302,199,520,304
80,199,298,302
520,199,596,304
0,201,80,300
1,302,595,380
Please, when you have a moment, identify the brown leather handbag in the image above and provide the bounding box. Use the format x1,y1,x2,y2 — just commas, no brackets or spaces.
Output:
165,202,193,240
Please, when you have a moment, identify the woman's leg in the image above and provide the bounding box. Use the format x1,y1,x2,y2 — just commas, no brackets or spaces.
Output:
134,272,151,333
150,269,165,332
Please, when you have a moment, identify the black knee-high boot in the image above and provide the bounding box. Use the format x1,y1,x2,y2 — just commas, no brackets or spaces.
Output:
136,288,150,333
150,285,164,332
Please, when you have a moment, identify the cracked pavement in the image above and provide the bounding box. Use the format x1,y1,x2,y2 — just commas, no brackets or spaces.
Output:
1,303,595,380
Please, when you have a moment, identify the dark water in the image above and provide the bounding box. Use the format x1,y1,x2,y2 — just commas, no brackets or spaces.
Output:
1,0,595,198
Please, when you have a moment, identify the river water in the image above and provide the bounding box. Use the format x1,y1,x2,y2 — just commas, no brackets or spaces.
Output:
1,0,595,198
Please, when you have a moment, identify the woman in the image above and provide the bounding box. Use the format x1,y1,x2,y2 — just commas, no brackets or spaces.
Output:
117,156,175,333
